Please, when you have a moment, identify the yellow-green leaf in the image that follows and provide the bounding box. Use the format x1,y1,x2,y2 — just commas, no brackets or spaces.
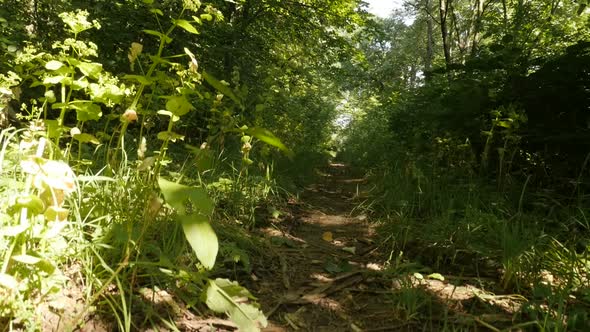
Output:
45,60,64,71
246,127,294,158
179,214,218,270
165,95,193,116
174,19,199,34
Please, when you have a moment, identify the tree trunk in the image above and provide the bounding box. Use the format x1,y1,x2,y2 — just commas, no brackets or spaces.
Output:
439,0,452,68
425,0,435,72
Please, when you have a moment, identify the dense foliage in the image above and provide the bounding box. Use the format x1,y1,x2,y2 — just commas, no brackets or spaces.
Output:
1,0,590,330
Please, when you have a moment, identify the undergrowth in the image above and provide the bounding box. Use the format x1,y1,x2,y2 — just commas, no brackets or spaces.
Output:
340,103,590,330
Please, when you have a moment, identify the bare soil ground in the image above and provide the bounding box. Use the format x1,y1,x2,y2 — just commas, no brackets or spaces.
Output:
249,163,522,332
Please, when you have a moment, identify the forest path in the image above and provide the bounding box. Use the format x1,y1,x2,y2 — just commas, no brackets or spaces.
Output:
250,163,523,332
254,163,399,331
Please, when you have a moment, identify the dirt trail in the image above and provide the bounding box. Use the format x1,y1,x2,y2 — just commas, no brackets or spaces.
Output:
250,163,523,332
254,163,400,331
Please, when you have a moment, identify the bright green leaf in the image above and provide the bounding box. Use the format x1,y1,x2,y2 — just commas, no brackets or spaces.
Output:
45,60,64,71
12,254,41,265
43,75,66,85
77,62,103,78
179,214,218,269
14,195,45,215
157,131,185,142
174,19,199,34
150,8,163,15
73,133,100,144
427,273,445,281
165,95,193,116
124,75,152,85
246,127,294,158
203,279,267,331
158,178,213,216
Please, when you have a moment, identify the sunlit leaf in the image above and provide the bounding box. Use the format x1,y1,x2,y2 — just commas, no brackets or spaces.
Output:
0,225,28,237
246,127,294,158
179,214,218,269
157,131,185,142
73,133,100,144
174,19,199,34
165,95,194,116
77,62,103,78
158,178,213,217
43,75,66,85
427,273,445,281
44,206,69,222
12,254,41,265
0,273,18,290
124,74,152,85
45,60,64,71
14,195,45,215
202,279,267,331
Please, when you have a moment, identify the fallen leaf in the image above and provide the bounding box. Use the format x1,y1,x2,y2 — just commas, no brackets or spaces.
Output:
322,231,333,242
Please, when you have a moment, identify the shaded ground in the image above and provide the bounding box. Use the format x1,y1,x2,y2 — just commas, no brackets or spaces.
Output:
248,163,523,331
33,163,524,331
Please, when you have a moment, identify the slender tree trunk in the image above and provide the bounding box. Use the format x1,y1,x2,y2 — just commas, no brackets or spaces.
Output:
439,0,452,68
425,0,435,72
470,0,483,57
502,0,508,28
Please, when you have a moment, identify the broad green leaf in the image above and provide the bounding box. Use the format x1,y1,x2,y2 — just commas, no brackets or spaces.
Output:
14,195,45,215
71,78,89,90
200,13,213,21
45,60,64,71
44,206,69,222
70,102,102,121
44,120,62,138
174,19,199,34
213,279,256,300
77,62,103,78
229,303,268,332
246,127,294,158
165,95,193,116
124,75,152,85
43,75,66,85
150,8,163,15
12,254,41,265
158,178,213,216
73,133,100,144
203,279,267,331
179,214,218,269
0,225,28,237
89,83,124,104
157,131,185,142
202,71,243,108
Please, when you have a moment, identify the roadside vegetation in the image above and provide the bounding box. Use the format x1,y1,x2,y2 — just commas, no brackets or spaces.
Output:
0,0,589,331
